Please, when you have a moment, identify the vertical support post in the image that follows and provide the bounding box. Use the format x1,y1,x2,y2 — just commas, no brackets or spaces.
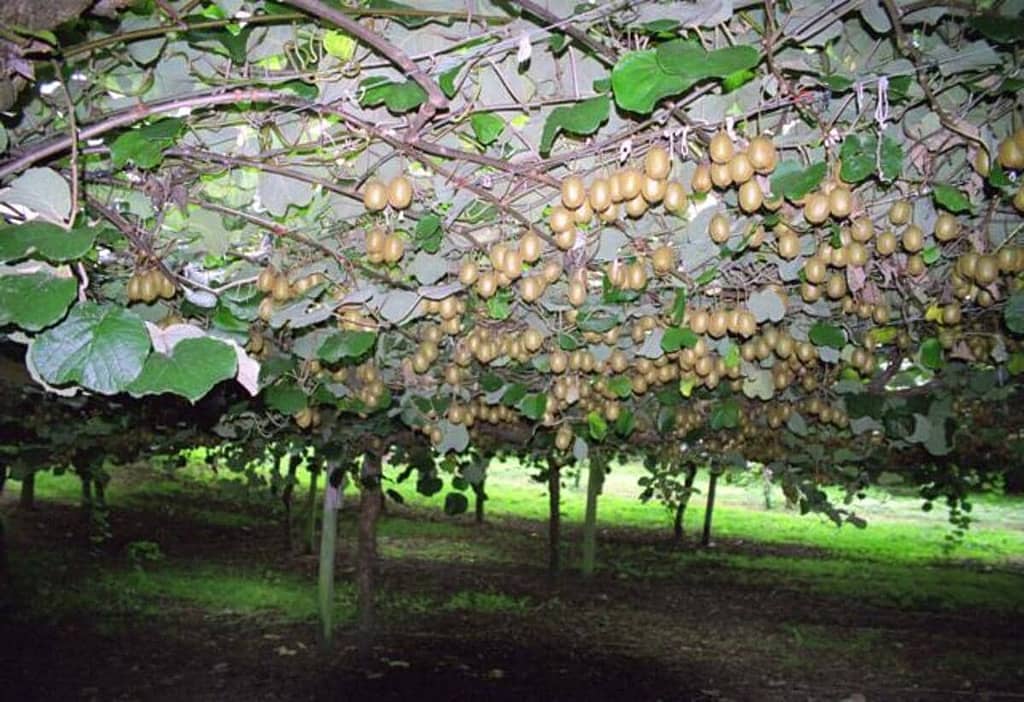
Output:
702,467,719,548
317,465,344,646
356,450,382,656
547,457,561,577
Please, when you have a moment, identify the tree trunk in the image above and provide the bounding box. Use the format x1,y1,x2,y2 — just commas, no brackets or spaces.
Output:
673,465,698,543
547,458,561,577
80,472,93,512
473,479,485,525
19,472,35,511
701,469,719,547
356,451,383,656
94,479,105,509
282,457,298,553
306,466,319,555
317,467,343,646
581,456,604,577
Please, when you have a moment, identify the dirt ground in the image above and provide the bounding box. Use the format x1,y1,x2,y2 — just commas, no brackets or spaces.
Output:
1,490,1022,702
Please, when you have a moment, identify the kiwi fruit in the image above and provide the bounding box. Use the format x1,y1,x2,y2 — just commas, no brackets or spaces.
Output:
738,179,763,213
691,164,713,193
663,181,687,213
589,178,611,211
645,146,671,180
747,136,777,173
709,213,731,243
709,130,734,164
561,175,586,209
889,199,912,225
803,192,830,224
363,180,387,211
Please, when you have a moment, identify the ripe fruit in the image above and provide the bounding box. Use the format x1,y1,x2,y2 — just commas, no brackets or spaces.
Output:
709,213,731,244
520,231,542,263
709,131,734,163
589,178,611,211
998,136,1024,169
876,231,898,256
618,168,643,200
554,228,576,250
383,234,405,263
691,164,712,193
902,224,924,253
625,193,648,218
561,175,586,209
387,176,413,209
710,162,732,189
641,175,667,204
550,206,573,233
728,153,754,184
828,186,853,218
272,276,292,302
568,279,587,307
803,192,830,224
652,245,675,275
127,273,143,302
974,254,999,285
257,267,277,293
645,146,671,180
747,136,777,173
804,257,827,284
458,260,479,286
889,199,912,225
934,213,959,242
363,180,387,211
941,302,962,325
778,232,801,259
520,276,544,302
850,217,874,243
663,181,687,213
738,179,763,213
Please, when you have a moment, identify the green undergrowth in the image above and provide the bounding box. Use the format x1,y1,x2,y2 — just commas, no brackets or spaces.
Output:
606,544,1024,614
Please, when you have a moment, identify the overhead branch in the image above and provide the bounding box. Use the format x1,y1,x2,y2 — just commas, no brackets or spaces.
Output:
280,0,448,116
0,88,281,181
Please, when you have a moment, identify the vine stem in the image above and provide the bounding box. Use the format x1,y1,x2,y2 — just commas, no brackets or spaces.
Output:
49,59,79,230
0,88,282,181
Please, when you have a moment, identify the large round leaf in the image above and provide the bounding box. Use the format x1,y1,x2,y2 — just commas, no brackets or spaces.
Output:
0,272,77,331
127,337,238,403
28,302,151,394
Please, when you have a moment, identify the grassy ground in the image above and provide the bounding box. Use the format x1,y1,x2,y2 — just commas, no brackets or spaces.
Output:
4,459,1023,700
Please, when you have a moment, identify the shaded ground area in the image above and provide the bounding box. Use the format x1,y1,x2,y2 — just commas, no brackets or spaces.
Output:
1,476,1023,701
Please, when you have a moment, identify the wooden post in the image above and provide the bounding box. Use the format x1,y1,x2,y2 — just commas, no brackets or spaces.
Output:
317,465,344,646
19,472,35,511
473,480,486,524
306,464,319,555
673,464,698,543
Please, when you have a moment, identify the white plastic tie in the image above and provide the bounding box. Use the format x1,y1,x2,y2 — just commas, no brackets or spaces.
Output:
874,76,890,130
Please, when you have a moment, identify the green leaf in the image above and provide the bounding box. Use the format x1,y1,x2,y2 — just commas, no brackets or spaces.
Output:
443,492,469,515
127,337,237,403
920,338,944,369
110,118,184,169
479,372,503,392
724,342,740,369
417,475,443,496
722,68,756,93
470,113,505,146
656,41,759,79
710,398,740,430
880,136,903,181
501,383,527,407
1005,293,1024,334
696,267,719,287
606,376,632,399
0,221,97,263
968,15,1024,43
614,409,636,437
821,75,854,91
517,392,548,420
669,289,687,325
1008,352,1024,375
486,288,512,320
587,411,608,441
359,77,428,113
323,29,355,60
318,331,377,362
28,302,150,395
439,63,462,99
661,326,699,352
933,183,972,213
414,214,443,253
809,322,846,349
771,161,827,200
922,245,941,266
0,272,77,331
611,50,689,114
264,382,307,414
539,95,610,155
558,332,579,351
839,135,875,184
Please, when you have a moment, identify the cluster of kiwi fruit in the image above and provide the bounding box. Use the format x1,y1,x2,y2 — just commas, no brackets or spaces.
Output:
691,132,779,209
292,405,322,430
365,227,406,265
950,247,1024,307
328,360,388,410
126,266,176,303
362,175,413,212
548,145,688,250
255,266,327,321
456,232,551,301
